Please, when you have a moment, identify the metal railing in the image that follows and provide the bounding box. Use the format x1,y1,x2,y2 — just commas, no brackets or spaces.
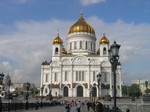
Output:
2,101,60,111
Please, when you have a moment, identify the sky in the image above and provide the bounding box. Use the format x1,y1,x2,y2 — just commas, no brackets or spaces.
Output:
0,0,150,86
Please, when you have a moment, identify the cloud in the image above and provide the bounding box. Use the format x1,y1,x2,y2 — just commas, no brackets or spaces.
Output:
0,16,150,85
14,0,34,4
80,0,106,6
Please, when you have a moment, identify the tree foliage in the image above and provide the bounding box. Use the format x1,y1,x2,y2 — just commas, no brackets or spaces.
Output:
129,84,141,97
122,84,142,97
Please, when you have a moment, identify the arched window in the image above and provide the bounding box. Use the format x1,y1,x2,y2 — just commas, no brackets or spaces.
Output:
64,87,68,97
92,87,97,97
103,47,106,54
55,47,58,54
77,86,83,97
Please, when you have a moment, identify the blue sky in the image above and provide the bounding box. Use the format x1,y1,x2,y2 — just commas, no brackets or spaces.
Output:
0,0,150,85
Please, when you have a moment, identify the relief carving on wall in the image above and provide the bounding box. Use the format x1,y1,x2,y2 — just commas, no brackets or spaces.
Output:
90,84,92,88
101,83,110,89
67,84,71,88
83,83,88,88
51,83,60,88
61,84,64,88
72,83,78,88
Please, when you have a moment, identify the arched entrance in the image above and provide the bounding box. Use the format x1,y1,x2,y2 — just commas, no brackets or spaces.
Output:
92,87,97,97
63,87,68,97
77,86,83,97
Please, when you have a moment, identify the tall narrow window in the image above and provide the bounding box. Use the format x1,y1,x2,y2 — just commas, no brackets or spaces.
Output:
76,71,78,81
76,71,85,81
45,74,48,82
103,47,106,54
54,73,57,81
74,41,76,49
104,72,107,82
80,41,82,49
82,71,84,81
85,41,88,49
93,43,95,51
93,71,96,81
55,48,58,54
79,71,81,81
70,42,72,50
65,71,68,81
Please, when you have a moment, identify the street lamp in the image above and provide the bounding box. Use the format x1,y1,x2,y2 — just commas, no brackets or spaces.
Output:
41,85,44,108
8,79,11,102
90,88,93,102
26,82,31,110
97,73,102,98
109,41,120,112
48,84,52,103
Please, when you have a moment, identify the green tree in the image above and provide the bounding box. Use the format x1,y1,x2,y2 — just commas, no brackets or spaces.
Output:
122,85,128,96
129,83,141,97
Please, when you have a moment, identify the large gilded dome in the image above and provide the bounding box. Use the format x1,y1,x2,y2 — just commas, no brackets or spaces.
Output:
68,13,95,35
99,34,109,44
53,34,63,44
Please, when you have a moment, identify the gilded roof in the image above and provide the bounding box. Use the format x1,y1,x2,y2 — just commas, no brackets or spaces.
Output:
53,34,63,44
62,47,67,54
99,34,109,44
68,13,95,35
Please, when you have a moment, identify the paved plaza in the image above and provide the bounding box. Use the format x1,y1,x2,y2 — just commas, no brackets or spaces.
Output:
10,105,93,112
3,98,150,112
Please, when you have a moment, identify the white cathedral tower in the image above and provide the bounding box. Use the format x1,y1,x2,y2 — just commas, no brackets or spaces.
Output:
40,13,122,98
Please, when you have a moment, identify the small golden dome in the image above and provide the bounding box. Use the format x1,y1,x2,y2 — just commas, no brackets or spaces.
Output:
68,13,95,35
53,34,63,44
62,47,67,54
99,34,109,44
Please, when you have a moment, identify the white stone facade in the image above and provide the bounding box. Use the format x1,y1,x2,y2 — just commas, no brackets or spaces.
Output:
40,15,122,98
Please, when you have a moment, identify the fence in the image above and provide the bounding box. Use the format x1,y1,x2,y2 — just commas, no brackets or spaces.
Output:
2,101,60,111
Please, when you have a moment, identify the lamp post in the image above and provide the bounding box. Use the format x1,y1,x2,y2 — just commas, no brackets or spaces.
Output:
41,85,44,108
26,82,31,110
8,79,11,102
90,88,93,102
48,84,52,103
97,73,102,98
109,41,120,112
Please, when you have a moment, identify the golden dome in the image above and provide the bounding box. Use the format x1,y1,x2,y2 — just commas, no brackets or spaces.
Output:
62,47,67,54
68,13,95,35
99,34,109,44
53,34,63,44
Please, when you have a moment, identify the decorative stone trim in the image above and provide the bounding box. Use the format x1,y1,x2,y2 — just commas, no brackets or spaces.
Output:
51,83,60,88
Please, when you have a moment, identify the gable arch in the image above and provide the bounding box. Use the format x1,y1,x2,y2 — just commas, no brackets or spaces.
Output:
51,60,60,66
89,59,100,65
72,55,88,65
101,61,111,67
61,59,71,65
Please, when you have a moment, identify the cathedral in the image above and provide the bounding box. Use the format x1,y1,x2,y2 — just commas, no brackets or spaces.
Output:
40,13,122,98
